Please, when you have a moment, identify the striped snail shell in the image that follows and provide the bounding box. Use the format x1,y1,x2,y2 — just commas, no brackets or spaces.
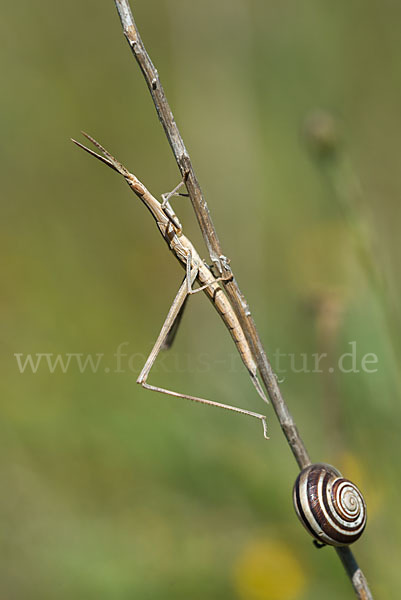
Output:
293,463,367,547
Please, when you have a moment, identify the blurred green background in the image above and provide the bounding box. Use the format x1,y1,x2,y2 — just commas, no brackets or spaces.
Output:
2,1,401,598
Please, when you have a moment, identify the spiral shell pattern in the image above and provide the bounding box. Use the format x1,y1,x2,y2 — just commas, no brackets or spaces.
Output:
293,463,367,546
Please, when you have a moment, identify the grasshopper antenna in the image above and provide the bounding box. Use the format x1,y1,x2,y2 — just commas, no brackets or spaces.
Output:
71,132,131,178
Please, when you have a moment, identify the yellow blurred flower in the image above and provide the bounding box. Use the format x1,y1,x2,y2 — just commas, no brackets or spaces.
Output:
233,539,306,600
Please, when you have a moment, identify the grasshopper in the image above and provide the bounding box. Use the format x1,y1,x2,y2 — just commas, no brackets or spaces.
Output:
73,133,268,439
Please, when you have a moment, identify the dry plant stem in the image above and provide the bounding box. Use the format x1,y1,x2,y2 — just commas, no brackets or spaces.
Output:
113,2,373,598
114,0,222,271
336,547,373,600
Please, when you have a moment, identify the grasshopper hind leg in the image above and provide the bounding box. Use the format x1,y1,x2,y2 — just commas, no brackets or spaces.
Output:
137,269,269,440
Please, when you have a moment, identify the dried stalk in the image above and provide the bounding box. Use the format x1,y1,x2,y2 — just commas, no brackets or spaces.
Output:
112,2,373,598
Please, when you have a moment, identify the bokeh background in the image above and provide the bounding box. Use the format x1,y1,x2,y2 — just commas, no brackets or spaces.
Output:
2,1,401,598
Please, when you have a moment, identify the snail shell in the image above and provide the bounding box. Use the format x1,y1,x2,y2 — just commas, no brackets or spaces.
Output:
293,463,367,546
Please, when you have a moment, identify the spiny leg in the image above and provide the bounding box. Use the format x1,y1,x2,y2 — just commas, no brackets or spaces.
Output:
141,381,269,440
137,268,269,440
